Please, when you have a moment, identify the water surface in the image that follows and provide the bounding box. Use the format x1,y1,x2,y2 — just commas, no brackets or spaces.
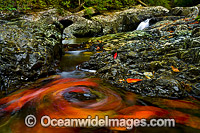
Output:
0,38,200,133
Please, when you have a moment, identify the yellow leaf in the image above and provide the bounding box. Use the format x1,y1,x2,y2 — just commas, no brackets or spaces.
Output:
145,76,151,79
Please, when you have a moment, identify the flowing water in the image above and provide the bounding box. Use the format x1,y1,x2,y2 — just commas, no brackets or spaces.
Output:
0,38,200,133
136,18,151,30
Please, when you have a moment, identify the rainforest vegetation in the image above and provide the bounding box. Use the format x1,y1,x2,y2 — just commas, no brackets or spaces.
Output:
0,0,199,12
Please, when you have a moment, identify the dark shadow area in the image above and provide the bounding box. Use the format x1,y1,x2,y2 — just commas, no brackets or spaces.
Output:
59,19,73,29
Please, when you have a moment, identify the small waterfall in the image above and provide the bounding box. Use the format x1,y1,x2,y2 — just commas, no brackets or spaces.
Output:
136,18,151,30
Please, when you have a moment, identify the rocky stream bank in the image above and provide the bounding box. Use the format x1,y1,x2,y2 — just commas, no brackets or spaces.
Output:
81,5,200,99
0,9,67,96
0,4,200,99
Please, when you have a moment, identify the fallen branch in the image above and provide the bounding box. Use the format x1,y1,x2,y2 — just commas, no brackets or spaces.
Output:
137,0,148,7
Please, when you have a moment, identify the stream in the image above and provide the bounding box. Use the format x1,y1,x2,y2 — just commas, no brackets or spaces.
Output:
0,38,200,133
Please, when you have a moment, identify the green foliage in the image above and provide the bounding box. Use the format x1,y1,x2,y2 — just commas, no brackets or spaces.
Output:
144,0,171,9
195,15,200,21
61,1,70,8
0,0,198,12
0,0,71,11
83,6,93,18
173,0,199,7
84,0,136,11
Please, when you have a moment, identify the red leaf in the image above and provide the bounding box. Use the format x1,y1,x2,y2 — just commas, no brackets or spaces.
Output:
114,52,117,59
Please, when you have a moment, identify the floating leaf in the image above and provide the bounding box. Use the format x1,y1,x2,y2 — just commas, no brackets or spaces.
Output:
126,78,142,83
171,66,180,72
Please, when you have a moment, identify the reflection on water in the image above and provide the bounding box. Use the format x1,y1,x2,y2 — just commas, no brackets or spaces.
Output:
59,70,86,78
59,52,93,72
62,38,91,45
65,50,87,55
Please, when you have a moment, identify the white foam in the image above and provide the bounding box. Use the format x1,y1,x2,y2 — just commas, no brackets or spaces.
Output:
66,50,87,55
136,18,151,30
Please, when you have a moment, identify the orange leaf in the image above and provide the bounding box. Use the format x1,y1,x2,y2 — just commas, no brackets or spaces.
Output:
171,66,180,72
126,78,142,83
98,40,102,43
96,46,100,51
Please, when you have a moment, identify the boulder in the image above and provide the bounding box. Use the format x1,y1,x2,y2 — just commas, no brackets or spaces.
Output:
61,5,199,38
63,17,102,37
91,6,169,34
81,16,200,98
60,6,169,38
0,9,64,97
170,6,199,18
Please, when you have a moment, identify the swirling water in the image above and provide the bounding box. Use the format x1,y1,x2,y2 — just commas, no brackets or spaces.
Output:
0,40,200,133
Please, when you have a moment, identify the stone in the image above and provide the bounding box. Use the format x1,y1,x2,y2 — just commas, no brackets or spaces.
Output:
0,10,63,96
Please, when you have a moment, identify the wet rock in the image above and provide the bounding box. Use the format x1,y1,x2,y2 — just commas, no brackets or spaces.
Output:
192,83,200,96
63,18,102,37
127,78,187,98
81,16,200,98
0,10,63,96
92,6,169,34
60,6,169,38
63,89,98,102
192,27,200,37
170,6,199,18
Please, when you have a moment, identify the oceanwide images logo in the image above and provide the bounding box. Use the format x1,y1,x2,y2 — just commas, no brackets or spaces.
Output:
25,115,175,129
25,115,37,127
